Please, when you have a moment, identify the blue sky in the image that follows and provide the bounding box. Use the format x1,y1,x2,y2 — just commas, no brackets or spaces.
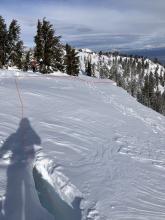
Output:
1,0,165,51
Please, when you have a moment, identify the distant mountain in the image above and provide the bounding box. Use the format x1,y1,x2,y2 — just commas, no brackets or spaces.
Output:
123,47,165,65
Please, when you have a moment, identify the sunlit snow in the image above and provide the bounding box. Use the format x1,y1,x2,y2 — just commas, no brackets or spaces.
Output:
0,69,165,219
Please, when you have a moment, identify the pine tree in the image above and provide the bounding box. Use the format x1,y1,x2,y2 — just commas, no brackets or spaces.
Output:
99,51,103,57
142,74,150,106
23,50,30,71
34,20,43,63
159,69,164,87
65,44,71,74
154,67,159,91
109,64,117,81
7,19,23,68
14,40,23,69
65,44,79,76
53,42,64,72
0,16,8,67
137,61,142,75
100,63,109,79
34,18,64,73
71,49,79,76
86,60,92,76
141,72,156,108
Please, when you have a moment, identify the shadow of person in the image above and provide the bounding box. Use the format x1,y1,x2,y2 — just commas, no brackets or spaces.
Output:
0,118,54,220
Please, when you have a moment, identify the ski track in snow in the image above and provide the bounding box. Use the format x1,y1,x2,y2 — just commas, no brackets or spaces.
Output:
0,71,165,219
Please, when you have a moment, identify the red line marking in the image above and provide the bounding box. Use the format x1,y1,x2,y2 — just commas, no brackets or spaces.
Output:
12,74,113,121
11,75,113,84
14,77,26,155
12,74,112,121
12,73,113,148
14,77,24,119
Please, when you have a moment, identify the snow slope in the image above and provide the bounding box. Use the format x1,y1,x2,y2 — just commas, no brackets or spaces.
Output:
0,69,165,219
79,49,165,95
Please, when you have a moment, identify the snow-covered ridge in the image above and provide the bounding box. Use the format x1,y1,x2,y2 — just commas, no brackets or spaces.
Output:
79,48,165,93
78,48,165,115
0,70,165,219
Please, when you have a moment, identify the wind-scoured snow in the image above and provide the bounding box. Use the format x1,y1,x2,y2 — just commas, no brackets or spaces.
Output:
0,69,165,219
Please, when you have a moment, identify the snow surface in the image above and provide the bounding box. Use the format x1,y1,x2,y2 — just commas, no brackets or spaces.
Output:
0,69,165,219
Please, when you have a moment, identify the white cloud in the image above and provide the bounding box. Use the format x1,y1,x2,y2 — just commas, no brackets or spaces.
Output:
1,0,165,50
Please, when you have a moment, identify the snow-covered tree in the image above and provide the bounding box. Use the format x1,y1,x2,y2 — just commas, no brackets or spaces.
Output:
7,19,23,68
34,18,64,73
23,50,31,71
65,44,79,76
86,60,92,76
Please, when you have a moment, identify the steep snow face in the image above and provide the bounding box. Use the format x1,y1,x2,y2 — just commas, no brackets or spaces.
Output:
0,70,165,219
78,49,165,94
